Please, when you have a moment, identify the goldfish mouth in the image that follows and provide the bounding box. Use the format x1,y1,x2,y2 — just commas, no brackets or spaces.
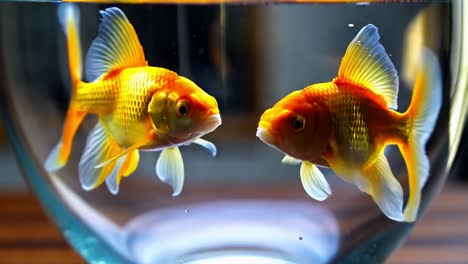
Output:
257,127,285,154
256,127,276,146
200,114,222,133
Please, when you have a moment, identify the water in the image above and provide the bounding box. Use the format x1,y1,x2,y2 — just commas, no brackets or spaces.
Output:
0,1,463,264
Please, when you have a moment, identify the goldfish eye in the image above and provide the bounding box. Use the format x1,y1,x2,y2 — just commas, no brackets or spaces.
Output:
176,100,191,117
290,116,305,132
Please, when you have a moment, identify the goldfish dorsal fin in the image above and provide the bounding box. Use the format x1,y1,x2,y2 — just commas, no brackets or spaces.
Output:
337,24,399,109
85,7,146,82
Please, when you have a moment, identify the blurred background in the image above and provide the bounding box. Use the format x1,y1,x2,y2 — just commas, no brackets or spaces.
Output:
0,2,467,263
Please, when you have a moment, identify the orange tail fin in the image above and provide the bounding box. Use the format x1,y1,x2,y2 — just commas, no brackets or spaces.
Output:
398,49,442,222
45,4,85,172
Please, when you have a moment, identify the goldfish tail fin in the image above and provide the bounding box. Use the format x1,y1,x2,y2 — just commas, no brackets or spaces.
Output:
79,122,138,195
359,154,404,221
58,3,82,87
400,48,442,222
156,147,185,197
45,108,86,172
45,4,84,172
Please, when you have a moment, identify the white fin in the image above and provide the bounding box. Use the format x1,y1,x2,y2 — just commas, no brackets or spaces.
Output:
300,161,331,201
85,7,146,81
337,24,399,109
192,138,217,157
359,154,404,221
78,122,124,191
105,156,126,195
282,155,302,166
156,147,184,197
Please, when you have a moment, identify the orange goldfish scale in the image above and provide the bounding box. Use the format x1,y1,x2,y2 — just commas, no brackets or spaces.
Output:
305,82,408,166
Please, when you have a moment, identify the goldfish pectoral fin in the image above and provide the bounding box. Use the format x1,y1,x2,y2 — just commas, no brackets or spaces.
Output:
85,7,146,81
45,109,86,172
337,24,398,109
95,134,152,169
79,122,123,191
300,161,331,201
191,138,217,157
156,147,184,197
282,155,302,166
360,154,404,222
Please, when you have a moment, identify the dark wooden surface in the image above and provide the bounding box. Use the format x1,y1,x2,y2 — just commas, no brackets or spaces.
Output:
0,183,466,264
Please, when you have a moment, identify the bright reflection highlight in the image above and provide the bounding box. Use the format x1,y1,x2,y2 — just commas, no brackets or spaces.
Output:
124,200,339,264
186,252,296,264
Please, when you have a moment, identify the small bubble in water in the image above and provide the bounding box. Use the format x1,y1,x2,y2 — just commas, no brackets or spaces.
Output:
298,236,303,240
348,23,355,28
389,54,393,57
185,209,190,213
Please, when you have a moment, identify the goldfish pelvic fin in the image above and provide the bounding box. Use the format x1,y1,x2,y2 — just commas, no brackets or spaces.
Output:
45,108,86,172
359,154,404,221
156,147,185,197
85,7,146,82
281,155,302,165
105,150,140,194
58,3,82,87
400,49,442,222
79,122,127,194
191,138,217,157
300,161,331,201
337,24,399,109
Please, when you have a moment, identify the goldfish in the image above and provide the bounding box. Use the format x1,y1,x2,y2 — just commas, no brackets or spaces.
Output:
45,4,221,196
256,24,441,222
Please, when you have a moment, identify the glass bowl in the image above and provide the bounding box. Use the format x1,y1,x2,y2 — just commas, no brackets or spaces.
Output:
0,1,466,263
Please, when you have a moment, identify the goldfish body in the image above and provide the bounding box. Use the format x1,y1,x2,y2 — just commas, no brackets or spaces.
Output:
257,25,441,222
45,5,221,195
